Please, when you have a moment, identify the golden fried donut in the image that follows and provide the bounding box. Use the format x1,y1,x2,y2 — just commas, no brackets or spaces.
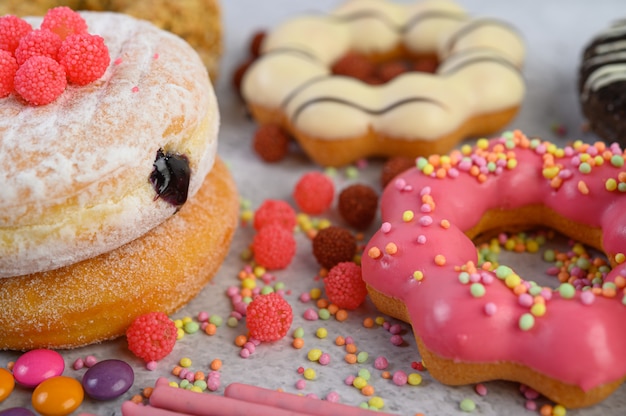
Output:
0,11,237,349
0,0,222,81
241,0,525,167
362,130,626,408
0,158,237,350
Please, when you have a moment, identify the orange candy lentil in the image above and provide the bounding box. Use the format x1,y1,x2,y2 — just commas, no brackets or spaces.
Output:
335,309,349,321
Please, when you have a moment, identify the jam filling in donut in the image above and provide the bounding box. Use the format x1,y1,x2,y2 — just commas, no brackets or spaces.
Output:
150,149,191,207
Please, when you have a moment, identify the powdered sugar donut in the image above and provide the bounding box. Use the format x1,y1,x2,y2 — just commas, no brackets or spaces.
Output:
241,0,525,166
0,11,237,350
362,130,626,408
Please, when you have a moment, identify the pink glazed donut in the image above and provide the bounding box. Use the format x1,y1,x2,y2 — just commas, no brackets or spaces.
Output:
362,130,626,408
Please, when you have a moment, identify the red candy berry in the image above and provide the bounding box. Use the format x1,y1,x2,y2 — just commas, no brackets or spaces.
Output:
0,15,32,54
14,29,62,65
253,199,297,231
126,311,177,362
58,33,110,85
252,224,296,270
0,50,18,98
41,6,88,41
293,171,334,215
14,56,67,105
246,293,293,342
324,261,367,310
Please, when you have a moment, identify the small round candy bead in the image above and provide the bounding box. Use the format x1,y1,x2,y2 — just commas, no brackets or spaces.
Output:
303,368,316,380
408,373,422,386
459,398,476,412
392,370,408,386
374,356,388,370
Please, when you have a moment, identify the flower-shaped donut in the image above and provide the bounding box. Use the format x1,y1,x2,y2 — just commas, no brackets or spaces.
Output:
361,130,626,408
241,0,525,166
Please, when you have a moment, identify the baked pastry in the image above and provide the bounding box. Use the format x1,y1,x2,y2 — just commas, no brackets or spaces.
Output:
362,130,626,408
579,19,626,146
240,0,525,166
0,0,222,81
0,11,237,350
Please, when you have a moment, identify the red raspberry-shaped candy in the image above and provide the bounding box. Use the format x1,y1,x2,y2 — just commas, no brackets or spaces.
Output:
246,293,293,342
253,124,290,163
293,171,335,215
14,29,62,65
324,261,367,310
41,6,88,40
14,56,67,105
0,50,18,98
126,311,177,362
0,15,32,54
253,199,297,231
58,33,110,85
252,224,296,270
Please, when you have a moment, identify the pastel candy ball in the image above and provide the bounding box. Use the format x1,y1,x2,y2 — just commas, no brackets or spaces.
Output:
32,376,83,416
13,349,65,388
0,367,15,401
82,359,134,400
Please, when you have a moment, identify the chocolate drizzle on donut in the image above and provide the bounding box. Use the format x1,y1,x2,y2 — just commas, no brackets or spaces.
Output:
150,149,191,207
291,95,447,126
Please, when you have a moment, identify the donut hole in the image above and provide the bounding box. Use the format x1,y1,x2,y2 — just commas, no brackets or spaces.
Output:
475,228,610,291
331,51,439,85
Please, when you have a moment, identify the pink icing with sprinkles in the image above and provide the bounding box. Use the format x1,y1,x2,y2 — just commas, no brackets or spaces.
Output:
362,129,626,396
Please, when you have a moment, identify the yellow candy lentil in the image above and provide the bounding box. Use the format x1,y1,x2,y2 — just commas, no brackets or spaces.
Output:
303,368,316,380
352,376,368,389
368,396,385,410
408,373,423,386
310,287,322,300
179,357,192,368
316,327,328,339
307,349,323,362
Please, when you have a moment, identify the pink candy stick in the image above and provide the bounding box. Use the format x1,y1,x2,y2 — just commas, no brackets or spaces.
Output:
224,383,394,416
122,401,187,416
149,381,310,416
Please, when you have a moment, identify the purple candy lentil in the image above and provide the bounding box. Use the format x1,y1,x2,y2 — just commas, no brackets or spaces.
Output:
82,359,134,401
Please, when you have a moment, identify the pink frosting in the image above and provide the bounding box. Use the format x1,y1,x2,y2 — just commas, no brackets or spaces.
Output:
362,131,626,392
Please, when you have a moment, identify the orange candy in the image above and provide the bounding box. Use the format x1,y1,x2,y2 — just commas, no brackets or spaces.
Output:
0,368,14,402
32,376,84,416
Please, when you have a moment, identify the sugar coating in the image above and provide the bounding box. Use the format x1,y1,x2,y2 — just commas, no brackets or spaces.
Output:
0,12,218,277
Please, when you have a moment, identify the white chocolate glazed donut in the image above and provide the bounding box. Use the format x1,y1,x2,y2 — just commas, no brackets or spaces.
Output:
241,0,525,167
0,12,219,277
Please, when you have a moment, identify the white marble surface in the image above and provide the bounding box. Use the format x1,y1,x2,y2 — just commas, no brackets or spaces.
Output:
2,1,626,415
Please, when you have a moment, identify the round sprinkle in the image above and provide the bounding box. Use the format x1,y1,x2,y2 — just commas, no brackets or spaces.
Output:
407,373,422,386
460,398,476,412
368,396,385,410
558,283,576,299
303,368,316,380
307,349,322,362
316,327,328,339
518,313,535,331
470,283,486,297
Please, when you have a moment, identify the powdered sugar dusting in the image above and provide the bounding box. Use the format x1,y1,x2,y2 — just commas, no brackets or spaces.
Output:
0,12,218,277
